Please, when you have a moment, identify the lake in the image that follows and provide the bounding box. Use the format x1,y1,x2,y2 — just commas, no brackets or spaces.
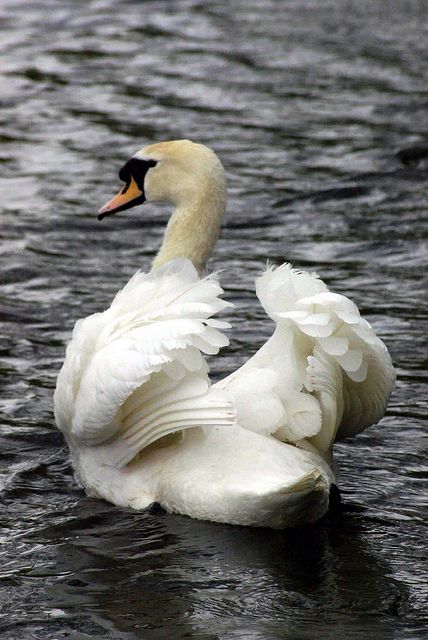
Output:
1,1,427,638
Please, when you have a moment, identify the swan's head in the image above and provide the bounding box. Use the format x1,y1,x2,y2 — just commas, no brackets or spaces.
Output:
98,139,225,220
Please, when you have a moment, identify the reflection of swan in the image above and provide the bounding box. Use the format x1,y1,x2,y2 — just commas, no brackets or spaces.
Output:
48,504,408,638
54,140,395,528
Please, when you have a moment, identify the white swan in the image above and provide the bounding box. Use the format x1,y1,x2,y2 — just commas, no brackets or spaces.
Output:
54,140,395,528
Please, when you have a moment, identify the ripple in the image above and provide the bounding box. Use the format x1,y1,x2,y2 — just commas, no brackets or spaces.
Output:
1,0,427,638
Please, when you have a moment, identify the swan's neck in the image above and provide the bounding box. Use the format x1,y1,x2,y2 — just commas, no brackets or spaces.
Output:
151,181,226,274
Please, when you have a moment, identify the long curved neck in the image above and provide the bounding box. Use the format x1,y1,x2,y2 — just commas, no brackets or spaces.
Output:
151,180,226,274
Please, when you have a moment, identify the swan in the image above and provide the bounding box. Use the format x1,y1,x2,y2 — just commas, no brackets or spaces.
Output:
54,140,395,528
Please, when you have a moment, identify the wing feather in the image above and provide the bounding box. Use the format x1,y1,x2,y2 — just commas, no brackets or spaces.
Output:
257,264,395,451
220,263,394,454
54,259,235,462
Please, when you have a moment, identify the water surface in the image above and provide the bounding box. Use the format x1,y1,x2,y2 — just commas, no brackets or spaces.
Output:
1,1,427,638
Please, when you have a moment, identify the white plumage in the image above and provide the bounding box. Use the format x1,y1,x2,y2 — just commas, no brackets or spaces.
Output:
220,263,395,457
54,140,395,528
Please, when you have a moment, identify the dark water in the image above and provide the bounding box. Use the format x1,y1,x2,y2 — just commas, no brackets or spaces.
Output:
1,1,427,638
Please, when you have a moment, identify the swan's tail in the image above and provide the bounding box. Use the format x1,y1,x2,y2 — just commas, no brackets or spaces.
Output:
231,468,331,529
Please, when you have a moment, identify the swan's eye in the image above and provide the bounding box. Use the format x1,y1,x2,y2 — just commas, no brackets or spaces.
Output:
98,157,157,219
118,158,157,181
119,158,157,190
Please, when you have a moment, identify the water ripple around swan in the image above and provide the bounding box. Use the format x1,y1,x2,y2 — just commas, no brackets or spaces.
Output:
1,1,427,638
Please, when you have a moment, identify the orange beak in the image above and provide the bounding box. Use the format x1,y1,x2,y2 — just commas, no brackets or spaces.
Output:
98,176,145,220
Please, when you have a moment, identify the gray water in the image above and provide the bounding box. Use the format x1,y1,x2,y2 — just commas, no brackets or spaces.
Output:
1,1,427,638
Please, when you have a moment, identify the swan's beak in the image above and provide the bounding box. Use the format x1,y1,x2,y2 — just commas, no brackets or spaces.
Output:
97,177,145,220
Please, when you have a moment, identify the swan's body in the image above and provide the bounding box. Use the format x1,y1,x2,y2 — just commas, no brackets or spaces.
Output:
54,140,395,528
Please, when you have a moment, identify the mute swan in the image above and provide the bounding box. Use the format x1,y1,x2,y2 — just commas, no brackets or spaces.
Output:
54,140,395,528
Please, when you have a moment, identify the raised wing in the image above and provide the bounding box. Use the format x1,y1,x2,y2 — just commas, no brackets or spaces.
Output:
54,259,236,466
219,263,395,454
